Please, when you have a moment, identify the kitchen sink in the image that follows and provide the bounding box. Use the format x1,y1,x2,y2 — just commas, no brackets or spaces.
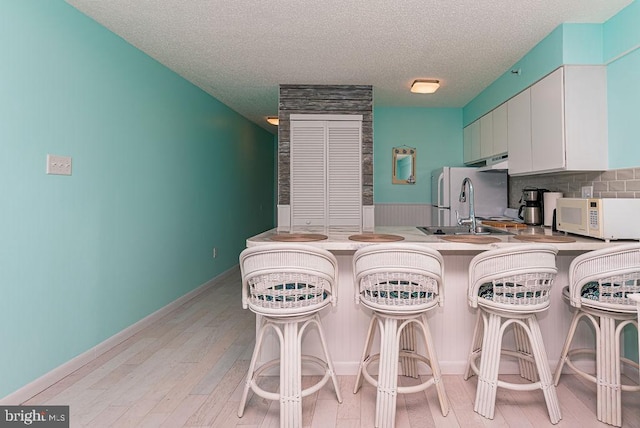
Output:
417,225,514,236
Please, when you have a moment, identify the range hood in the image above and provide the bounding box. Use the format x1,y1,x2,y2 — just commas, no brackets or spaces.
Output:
478,155,508,172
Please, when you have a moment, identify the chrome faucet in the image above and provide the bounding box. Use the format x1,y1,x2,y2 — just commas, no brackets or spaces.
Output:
456,177,476,233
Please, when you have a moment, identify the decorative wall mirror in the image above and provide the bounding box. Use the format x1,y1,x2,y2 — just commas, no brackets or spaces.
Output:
392,147,416,184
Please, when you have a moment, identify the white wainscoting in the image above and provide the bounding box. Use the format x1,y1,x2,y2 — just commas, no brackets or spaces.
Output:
375,204,431,226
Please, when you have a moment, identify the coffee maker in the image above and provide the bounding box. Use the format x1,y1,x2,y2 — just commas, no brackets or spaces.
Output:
518,188,546,225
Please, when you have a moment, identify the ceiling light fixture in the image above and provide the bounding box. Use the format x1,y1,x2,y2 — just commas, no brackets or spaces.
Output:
410,79,440,94
266,116,279,126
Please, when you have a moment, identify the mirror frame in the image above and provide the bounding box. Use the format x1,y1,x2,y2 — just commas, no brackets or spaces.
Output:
392,147,416,184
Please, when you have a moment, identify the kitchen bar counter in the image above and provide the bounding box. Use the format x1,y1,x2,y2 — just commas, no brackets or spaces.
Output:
247,224,620,252
246,225,631,376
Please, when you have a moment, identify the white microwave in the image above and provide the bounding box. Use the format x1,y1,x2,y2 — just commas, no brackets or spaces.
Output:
556,198,640,241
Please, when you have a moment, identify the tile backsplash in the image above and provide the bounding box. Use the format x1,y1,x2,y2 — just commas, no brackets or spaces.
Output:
508,167,640,207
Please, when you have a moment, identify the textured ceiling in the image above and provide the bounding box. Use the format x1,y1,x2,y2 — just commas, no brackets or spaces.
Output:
66,0,631,132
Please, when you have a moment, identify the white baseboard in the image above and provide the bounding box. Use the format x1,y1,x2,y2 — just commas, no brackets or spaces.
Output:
0,266,237,405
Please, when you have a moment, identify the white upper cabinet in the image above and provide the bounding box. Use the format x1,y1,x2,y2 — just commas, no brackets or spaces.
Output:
507,88,532,174
479,113,493,159
463,123,472,163
530,67,565,172
562,65,608,171
463,120,480,164
492,102,508,156
464,103,508,165
290,117,362,227
508,65,608,176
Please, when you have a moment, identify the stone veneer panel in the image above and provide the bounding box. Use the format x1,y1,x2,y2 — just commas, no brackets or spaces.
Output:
277,85,373,206
508,167,640,208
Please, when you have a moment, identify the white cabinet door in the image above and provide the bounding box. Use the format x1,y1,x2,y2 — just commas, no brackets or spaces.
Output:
563,66,608,171
531,67,565,172
479,113,493,159
463,120,481,164
506,66,607,176
327,121,362,227
492,102,508,156
507,88,532,174
290,118,362,227
463,125,472,164
290,121,327,226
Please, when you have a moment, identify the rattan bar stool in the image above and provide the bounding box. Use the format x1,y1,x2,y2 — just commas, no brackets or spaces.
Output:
237,244,342,428
553,244,640,427
352,244,450,428
464,244,561,424
631,293,640,383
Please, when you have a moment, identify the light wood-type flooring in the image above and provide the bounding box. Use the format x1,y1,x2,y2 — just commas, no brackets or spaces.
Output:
25,268,640,427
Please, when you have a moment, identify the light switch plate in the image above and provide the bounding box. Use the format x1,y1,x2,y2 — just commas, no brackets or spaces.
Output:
46,154,72,175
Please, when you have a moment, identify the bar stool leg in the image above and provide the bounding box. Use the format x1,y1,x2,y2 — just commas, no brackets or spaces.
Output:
514,323,538,382
376,316,400,428
553,310,581,386
419,313,450,416
474,311,502,420
354,315,378,394
311,314,343,404
280,321,302,428
464,311,483,380
399,323,419,379
598,315,622,427
526,316,562,424
238,319,271,417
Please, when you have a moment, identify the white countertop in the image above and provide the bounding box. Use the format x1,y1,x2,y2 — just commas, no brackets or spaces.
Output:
247,224,629,253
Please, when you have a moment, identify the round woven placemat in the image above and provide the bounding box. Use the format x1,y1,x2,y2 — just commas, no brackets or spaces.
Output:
348,233,405,242
513,234,576,243
269,233,328,242
440,235,501,244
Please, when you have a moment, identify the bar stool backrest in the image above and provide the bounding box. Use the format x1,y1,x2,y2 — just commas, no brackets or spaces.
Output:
353,244,444,312
568,243,640,313
240,243,338,317
468,244,558,312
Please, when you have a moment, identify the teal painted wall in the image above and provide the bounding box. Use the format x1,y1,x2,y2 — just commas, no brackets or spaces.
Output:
562,24,604,64
0,1,275,398
603,0,640,59
373,108,462,204
463,26,564,126
604,0,640,168
464,24,608,126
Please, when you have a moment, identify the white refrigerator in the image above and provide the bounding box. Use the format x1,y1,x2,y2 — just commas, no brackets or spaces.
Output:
430,167,508,226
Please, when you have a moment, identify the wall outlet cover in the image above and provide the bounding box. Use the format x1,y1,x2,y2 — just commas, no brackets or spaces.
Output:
47,154,72,175
581,186,593,198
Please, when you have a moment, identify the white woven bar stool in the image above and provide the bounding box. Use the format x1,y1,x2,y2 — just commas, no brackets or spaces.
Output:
553,244,640,427
463,244,561,424
237,244,343,428
352,244,450,428
631,293,640,385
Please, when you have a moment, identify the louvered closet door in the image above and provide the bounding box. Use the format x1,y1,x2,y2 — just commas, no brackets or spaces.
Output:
327,121,361,226
290,121,327,226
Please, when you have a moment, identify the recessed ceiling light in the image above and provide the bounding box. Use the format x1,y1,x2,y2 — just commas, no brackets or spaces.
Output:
411,79,440,94
266,116,279,126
